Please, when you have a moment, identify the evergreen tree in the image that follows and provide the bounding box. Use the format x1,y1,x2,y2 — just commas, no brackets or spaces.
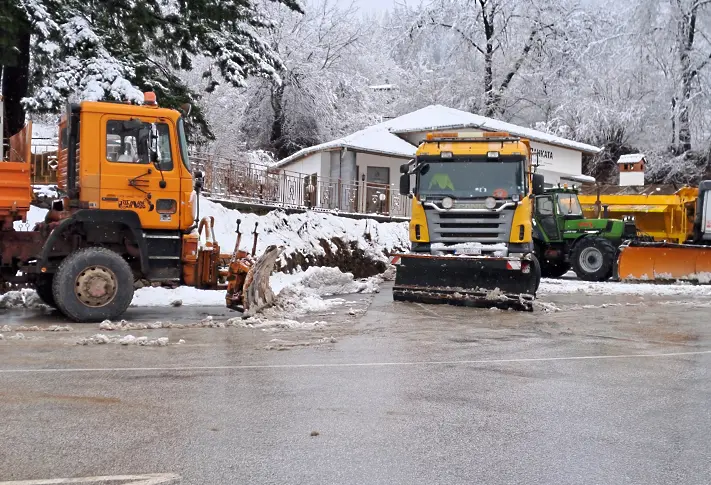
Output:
2,0,303,138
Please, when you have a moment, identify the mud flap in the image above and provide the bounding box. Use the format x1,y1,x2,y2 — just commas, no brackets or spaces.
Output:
242,245,283,316
618,242,711,282
392,254,538,311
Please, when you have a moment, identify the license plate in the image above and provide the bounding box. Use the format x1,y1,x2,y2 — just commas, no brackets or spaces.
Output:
455,248,481,255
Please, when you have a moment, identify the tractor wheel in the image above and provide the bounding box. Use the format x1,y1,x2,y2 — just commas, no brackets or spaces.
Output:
571,237,616,282
540,262,571,279
52,247,134,322
34,275,56,307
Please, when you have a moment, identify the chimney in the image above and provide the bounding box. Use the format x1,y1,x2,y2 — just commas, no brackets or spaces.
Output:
617,154,646,186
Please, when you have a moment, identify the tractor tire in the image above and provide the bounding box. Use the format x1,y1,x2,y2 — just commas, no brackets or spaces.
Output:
52,247,134,322
540,262,571,279
571,237,616,282
34,275,56,307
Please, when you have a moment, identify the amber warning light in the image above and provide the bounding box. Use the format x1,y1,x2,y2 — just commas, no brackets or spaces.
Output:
144,92,157,106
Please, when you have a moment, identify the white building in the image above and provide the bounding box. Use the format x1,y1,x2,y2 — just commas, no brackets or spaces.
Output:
272,105,601,214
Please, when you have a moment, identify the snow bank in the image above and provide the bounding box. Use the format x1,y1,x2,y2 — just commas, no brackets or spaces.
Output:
539,278,711,297
199,197,408,268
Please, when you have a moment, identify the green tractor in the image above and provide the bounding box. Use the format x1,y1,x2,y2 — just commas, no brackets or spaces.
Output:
532,186,641,281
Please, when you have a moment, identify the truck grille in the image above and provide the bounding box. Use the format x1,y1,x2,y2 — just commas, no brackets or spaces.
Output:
426,209,513,244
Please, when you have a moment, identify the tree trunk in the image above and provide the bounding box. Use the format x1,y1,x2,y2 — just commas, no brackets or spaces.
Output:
1,29,31,137
269,83,287,159
678,71,693,153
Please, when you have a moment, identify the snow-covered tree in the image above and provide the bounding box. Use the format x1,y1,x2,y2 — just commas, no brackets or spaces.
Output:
3,0,304,138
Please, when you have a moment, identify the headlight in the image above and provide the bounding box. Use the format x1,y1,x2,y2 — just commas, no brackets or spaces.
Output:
441,197,454,209
512,193,520,202
485,197,497,209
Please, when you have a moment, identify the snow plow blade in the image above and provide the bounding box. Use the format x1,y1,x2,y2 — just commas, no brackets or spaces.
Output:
242,245,283,315
392,254,538,311
617,241,711,282
226,245,283,315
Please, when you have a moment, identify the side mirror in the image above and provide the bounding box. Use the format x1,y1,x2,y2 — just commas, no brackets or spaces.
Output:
400,163,410,174
194,170,204,192
399,174,410,196
532,173,545,196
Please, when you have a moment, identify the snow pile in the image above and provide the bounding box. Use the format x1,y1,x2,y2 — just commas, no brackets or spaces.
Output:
539,278,711,296
199,197,408,267
0,288,50,310
236,317,328,330
265,285,346,316
131,266,383,309
298,266,382,296
77,334,172,346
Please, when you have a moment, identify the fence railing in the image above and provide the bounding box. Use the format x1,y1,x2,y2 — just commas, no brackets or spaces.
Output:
14,145,411,218
193,153,411,218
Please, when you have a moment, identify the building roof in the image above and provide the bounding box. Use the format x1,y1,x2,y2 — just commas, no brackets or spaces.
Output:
274,104,601,168
617,153,646,165
275,126,417,168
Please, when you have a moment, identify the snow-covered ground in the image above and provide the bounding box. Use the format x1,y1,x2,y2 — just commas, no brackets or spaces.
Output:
539,277,711,297
132,266,382,316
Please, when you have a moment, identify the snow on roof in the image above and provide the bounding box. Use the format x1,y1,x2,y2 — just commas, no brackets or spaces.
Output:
275,104,601,169
274,126,417,168
617,153,646,165
378,105,601,154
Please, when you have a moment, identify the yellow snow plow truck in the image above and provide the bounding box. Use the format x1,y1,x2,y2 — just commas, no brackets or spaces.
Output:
392,132,545,311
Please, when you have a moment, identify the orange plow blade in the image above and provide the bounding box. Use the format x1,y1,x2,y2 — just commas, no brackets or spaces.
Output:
617,242,711,283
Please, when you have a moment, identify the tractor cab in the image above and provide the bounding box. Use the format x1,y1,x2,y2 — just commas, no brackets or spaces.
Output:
533,186,584,241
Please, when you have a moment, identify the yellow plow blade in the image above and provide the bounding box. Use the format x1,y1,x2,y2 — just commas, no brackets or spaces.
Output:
617,242,711,282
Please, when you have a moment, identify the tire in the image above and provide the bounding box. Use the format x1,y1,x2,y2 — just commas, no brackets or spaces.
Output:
571,237,616,282
34,275,56,307
540,262,571,279
530,253,542,294
52,247,134,322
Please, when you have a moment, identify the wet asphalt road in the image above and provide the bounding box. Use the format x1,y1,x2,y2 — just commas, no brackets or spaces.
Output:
1,286,711,484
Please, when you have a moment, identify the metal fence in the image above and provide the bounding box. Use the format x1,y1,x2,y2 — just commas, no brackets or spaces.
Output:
193,153,411,218
18,145,411,218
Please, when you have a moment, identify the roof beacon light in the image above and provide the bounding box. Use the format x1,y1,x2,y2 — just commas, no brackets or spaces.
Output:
144,92,157,106
441,151,453,158
483,132,510,138
487,151,499,158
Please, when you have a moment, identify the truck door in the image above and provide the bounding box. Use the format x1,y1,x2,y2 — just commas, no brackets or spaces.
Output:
100,116,181,230
535,195,559,240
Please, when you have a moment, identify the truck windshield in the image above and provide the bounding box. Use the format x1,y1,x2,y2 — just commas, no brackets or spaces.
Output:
557,193,583,216
177,118,191,173
418,158,525,198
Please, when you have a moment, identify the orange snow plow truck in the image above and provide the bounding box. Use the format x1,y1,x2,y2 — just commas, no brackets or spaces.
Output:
612,180,711,282
0,94,279,322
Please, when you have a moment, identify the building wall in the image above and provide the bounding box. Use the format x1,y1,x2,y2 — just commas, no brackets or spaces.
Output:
280,151,328,175
620,171,645,186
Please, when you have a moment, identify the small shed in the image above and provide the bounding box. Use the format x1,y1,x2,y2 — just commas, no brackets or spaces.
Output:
617,153,646,186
